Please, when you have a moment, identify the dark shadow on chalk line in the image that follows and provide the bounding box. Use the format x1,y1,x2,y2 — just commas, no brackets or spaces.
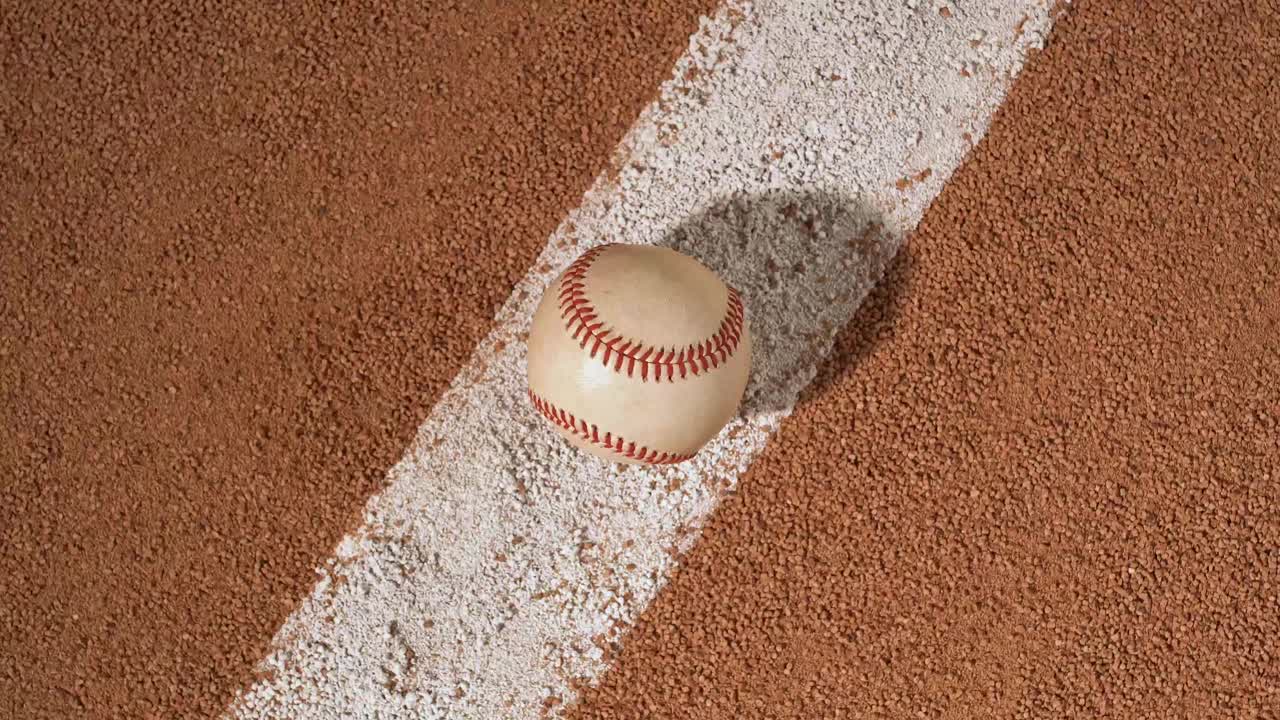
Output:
657,189,911,418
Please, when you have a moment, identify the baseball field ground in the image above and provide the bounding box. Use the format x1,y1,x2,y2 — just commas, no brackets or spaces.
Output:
2,1,1276,717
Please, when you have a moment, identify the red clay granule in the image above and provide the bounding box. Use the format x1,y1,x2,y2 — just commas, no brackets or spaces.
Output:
0,1,715,717
570,1,1279,718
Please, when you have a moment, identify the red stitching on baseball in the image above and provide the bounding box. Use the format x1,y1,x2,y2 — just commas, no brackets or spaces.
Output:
528,389,695,465
558,244,745,383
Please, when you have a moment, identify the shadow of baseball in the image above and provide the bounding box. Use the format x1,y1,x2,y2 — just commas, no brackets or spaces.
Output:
657,189,911,418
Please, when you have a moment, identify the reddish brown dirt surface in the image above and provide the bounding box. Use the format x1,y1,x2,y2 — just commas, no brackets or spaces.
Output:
571,1,1279,718
0,2,715,717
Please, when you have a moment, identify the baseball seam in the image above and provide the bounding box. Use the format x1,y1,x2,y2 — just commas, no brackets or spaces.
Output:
557,244,745,383
528,389,695,465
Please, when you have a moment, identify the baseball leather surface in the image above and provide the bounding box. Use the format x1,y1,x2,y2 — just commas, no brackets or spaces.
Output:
526,244,752,464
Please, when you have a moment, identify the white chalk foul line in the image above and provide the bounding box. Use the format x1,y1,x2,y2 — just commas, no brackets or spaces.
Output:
228,1,1056,717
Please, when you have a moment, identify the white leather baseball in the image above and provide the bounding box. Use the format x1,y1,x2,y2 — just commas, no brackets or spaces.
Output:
526,244,752,465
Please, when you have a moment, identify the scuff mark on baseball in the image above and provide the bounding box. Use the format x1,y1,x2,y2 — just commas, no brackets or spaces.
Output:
526,244,752,465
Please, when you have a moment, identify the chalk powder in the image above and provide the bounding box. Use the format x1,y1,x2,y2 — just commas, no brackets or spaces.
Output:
229,1,1054,717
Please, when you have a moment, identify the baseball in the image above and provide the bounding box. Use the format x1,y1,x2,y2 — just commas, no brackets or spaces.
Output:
526,244,752,465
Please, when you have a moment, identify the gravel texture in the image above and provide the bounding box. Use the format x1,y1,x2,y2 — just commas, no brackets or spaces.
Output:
227,1,1054,717
569,1,1280,717
0,2,714,717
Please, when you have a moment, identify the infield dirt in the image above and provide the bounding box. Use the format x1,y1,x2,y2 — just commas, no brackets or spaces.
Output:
570,1,1280,717
0,2,714,716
